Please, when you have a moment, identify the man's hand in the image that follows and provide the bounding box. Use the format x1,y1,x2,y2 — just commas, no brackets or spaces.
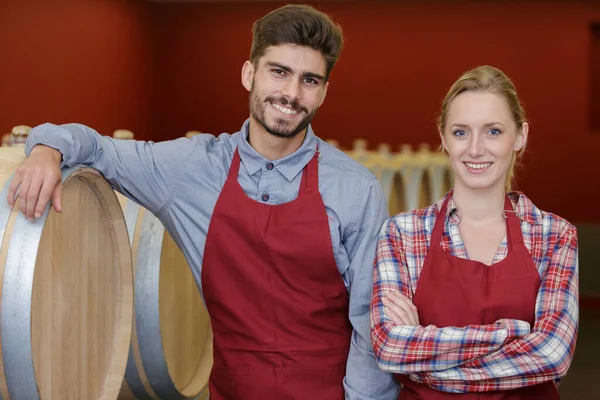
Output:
382,290,420,326
7,145,63,220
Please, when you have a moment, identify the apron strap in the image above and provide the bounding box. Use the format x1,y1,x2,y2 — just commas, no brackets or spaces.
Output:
299,144,320,194
429,193,450,251
503,195,525,251
430,193,525,253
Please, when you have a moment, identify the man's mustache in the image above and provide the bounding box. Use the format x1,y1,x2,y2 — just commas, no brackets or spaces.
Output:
265,96,308,114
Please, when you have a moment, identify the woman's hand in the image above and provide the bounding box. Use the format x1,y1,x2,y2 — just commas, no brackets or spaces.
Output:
382,290,420,326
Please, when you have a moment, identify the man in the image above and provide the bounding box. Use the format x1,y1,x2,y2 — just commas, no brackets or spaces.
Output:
8,5,399,399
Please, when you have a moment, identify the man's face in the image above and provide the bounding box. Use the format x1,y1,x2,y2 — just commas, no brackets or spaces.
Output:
242,44,329,139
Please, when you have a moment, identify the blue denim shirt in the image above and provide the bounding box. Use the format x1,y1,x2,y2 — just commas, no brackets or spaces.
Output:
25,118,400,399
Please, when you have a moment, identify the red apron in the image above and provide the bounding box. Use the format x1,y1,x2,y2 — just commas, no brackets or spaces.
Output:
397,194,558,399
201,147,352,400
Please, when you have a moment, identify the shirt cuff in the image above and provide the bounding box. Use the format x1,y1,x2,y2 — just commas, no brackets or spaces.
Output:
505,319,531,340
25,123,73,168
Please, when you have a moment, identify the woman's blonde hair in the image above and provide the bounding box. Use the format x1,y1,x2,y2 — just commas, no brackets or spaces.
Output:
437,65,527,191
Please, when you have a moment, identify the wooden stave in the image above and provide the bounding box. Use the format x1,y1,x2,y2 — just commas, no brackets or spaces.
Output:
397,164,431,213
116,194,212,400
0,153,133,400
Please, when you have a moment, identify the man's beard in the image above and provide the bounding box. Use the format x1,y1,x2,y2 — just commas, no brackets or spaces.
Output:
249,88,317,139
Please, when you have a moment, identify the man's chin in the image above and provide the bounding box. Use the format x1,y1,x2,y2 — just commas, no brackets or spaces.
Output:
264,120,304,139
266,128,300,139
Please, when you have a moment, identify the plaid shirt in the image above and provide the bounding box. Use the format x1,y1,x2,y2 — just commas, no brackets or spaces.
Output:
370,191,579,393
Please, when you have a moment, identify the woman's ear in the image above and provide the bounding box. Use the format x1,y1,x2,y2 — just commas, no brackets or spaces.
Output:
439,127,448,154
515,122,529,152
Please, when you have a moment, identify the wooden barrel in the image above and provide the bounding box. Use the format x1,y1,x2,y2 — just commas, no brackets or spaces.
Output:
348,138,372,164
184,131,202,139
113,130,135,140
325,138,342,150
397,164,431,212
115,194,213,400
1,125,31,148
0,147,133,400
368,144,402,215
10,125,31,146
385,170,406,216
369,154,401,216
1,134,11,147
426,151,453,202
396,145,431,213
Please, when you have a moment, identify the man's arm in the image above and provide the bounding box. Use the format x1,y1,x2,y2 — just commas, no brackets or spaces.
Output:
343,177,400,400
12,122,197,218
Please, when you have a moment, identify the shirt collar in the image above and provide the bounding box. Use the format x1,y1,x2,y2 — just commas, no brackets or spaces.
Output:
436,190,543,226
236,118,318,182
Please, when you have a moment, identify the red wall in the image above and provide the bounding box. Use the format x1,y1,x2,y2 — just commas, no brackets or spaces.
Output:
1,1,599,223
0,0,155,139
152,1,600,223
591,23,600,132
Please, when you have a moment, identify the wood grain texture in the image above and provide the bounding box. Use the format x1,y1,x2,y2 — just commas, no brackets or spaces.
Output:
0,148,133,399
0,147,22,399
159,229,212,397
116,193,213,399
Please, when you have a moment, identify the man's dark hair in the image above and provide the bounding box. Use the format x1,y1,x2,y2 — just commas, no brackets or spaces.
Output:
250,4,344,81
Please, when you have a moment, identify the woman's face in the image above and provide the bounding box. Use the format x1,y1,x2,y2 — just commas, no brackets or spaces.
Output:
441,90,528,193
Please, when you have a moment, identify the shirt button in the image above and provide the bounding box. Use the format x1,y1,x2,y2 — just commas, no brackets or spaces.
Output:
262,194,270,202
266,162,274,170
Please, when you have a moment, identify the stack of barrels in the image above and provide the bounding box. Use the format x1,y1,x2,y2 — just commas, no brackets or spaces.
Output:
2,125,31,148
339,138,453,216
0,123,451,399
0,126,213,400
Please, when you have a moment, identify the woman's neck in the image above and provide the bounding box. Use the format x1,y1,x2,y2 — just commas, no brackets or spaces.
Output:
452,182,507,225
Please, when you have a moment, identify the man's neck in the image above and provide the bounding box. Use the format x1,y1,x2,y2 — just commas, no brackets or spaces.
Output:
247,117,308,160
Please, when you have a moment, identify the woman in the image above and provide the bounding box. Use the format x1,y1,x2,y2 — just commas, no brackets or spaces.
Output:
370,65,578,399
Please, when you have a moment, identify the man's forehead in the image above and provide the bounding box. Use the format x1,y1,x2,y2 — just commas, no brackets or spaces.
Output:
259,45,326,74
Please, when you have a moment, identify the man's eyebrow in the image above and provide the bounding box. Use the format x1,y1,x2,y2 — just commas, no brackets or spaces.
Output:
266,62,325,81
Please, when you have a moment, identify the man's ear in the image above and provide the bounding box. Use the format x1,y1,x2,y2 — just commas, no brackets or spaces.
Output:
241,60,254,92
318,81,329,107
